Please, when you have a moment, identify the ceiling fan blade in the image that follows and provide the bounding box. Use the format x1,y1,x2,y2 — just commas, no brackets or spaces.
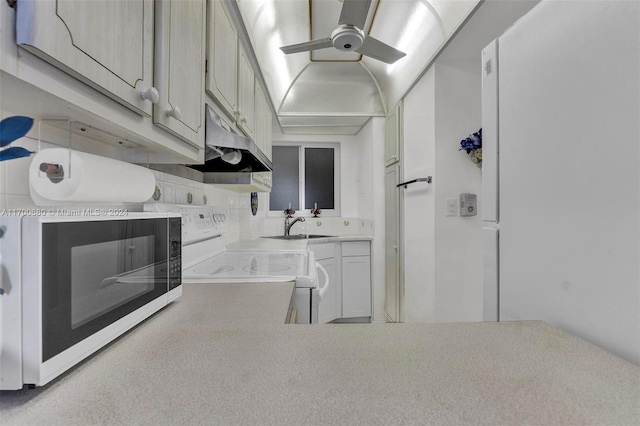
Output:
339,0,372,29
280,37,333,54
355,36,406,64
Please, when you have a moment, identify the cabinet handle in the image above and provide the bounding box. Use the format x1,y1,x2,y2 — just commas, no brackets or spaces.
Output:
241,116,247,123
234,108,241,117
166,105,182,120
140,87,159,104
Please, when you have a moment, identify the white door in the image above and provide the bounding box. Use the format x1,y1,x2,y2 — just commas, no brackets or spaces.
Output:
482,227,499,321
16,0,155,116
481,39,499,223
481,39,500,322
154,0,205,147
384,164,402,322
317,258,338,324
497,1,640,364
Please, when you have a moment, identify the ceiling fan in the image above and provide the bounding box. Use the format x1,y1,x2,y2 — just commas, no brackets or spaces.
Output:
279,0,406,64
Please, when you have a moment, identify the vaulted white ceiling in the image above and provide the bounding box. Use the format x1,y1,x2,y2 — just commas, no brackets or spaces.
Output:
236,0,481,134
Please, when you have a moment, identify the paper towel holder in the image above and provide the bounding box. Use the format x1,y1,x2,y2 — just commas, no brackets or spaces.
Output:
35,118,146,181
39,162,64,183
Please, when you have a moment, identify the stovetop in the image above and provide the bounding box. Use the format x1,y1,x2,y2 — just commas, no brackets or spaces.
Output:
183,250,309,281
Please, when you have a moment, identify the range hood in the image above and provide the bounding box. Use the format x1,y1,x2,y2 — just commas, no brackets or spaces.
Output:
189,105,273,173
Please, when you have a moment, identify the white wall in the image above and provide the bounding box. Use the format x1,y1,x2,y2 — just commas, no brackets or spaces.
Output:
402,61,483,324
433,61,483,322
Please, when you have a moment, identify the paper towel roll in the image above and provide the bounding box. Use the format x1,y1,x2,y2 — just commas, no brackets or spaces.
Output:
29,148,156,204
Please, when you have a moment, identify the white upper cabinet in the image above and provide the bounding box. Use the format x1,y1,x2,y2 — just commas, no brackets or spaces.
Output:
254,83,267,154
385,102,402,166
206,0,238,119
254,59,273,163
154,0,206,148
16,0,156,117
265,102,273,161
237,45,255,139
253,82,273,190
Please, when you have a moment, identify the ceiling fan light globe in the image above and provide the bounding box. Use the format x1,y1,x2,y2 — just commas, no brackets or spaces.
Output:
331,25,364,52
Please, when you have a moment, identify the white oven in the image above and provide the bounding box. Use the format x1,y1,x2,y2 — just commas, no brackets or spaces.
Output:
0,212,181,390
146,204,329,324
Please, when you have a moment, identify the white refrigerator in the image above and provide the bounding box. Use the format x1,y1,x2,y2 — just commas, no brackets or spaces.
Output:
481,0,640,365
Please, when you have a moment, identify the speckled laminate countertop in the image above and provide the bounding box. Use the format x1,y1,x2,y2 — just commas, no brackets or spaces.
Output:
1,283,638,425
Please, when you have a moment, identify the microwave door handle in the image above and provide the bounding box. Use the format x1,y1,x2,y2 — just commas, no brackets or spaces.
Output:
315,262,329,301
100,276,120,288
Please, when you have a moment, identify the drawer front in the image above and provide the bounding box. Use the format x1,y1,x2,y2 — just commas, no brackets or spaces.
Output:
342,241,370,257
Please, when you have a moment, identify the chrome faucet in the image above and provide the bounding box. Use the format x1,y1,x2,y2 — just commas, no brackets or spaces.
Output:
284,216,305,236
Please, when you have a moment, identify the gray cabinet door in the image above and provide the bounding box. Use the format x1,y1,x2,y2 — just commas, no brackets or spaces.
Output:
17,0,155,116
154,0,205,147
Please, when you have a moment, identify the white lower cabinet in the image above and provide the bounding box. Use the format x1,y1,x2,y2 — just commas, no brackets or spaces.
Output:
310,240,371,322
341,242,372,319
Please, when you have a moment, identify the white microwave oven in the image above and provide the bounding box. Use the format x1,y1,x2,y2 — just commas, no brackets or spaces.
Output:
0,212,181,390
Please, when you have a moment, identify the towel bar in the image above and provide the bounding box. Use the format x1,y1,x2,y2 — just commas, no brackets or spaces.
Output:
397,177,432,189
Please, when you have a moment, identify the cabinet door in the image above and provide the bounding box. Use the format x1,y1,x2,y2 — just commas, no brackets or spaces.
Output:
154,0,205,148
253,83,273,189
318,258,338,324
342,256,372,318
237,46,255,139
264,104,273,187
265,105,273,161
206,0,237,119
254,83,267,154
16,0,155,117
385,165,401,322
261,90,273,187
384,102,402,166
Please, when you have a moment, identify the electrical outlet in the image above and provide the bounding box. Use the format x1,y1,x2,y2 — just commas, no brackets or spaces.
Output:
446,198,457,216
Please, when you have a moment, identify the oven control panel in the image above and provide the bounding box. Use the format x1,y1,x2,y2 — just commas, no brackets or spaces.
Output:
144,203,227,245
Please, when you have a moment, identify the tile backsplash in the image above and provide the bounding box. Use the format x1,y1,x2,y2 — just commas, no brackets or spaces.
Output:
1,137,373,245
